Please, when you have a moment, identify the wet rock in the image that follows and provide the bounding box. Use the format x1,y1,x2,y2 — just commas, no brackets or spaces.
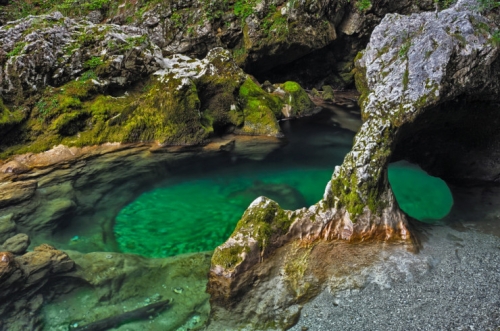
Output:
29,198,77,232
41,251,212,331
0,180,37,208
321,85,335,102
0,244,75,330
1,233,30,255
229,180,308,210
0,160,30,174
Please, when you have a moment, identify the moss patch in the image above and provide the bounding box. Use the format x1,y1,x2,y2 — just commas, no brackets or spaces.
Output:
212,198,291,271
353,51,370,119
0,74,211,157
238,77,282,136
280,81,315,117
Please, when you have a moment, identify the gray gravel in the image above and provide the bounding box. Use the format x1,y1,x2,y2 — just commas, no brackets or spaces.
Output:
290,225,500,331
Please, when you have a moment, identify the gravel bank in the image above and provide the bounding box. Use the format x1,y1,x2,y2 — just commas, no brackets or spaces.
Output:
290,225,500,331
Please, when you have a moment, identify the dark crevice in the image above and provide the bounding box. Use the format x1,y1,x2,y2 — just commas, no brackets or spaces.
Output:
391,98,500,186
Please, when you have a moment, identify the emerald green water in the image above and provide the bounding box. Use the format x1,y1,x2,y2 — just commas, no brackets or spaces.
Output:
114,168,335,257
114,110,356,258
388,161,453,223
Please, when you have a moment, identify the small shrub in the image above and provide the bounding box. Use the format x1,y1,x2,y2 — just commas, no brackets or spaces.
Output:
84,57,104,69
356,0,371,11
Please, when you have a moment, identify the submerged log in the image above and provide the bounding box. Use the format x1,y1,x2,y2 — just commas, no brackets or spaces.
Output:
72,299,171,331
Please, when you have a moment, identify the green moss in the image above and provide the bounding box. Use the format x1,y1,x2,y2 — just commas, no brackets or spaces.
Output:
211,245,248,270
0,73,212,157
0,98,24,136
235,198,291,245
398,39,411,58
321,85,335,102
283,243,313,298
211,198,291,271
281,81,315,117
238,77,282,135
353,51,370,118
403,67,410,91
7,42,27,58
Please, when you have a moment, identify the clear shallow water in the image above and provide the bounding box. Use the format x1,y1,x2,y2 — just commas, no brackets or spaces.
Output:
114,109,356,258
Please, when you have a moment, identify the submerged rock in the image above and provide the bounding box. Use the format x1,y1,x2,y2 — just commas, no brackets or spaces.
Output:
1,233,30,254
229,180,308,210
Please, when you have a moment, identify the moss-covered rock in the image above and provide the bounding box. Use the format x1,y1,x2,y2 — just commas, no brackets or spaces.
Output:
321,85,335,102
237,77,283,136
0,98,23,136
208,3,500,325
0,46,312,156
279,81,315,117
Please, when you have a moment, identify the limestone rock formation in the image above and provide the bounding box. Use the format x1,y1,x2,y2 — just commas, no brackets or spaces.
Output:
0,242,74,331
207,0,500,328
1,233,30,254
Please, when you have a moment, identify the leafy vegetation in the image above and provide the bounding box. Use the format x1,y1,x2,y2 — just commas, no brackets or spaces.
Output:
234,0,259,22
356,0,372,11
398,39,412,58
84,57,104,69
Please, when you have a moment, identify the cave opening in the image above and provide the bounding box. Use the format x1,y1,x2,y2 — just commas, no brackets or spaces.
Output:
389,98,500,233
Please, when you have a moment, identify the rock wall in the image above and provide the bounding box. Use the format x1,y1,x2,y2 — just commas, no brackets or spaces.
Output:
0,0,436,88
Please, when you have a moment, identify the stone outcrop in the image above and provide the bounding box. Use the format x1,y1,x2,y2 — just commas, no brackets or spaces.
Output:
1,233,30,254
0,134,284,247
0,240,75,331
207,0,500,328
0,233,212,331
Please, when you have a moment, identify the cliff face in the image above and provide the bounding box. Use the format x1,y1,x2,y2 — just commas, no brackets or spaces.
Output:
207,0,500,328
0,0,435,86
0,12,319,156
